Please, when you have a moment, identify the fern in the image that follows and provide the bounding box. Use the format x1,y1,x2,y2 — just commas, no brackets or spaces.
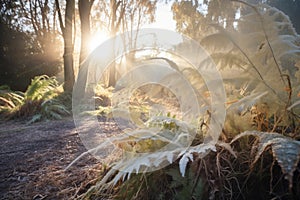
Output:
75,120,235,195
197,2,300,135
70,112,221,195
0,75,70,122
24,75,59,101
231,130,300,190
75,3,300,198
166,166,204,200
0,86,24,117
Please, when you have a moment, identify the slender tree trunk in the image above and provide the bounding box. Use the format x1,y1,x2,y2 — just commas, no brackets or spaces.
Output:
79,0,94,64
73,0,95,99
108,0,119,87
56,0,75,92
63,0,75,92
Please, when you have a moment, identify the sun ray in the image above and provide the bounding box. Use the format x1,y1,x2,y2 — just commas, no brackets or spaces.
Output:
88,31,110,53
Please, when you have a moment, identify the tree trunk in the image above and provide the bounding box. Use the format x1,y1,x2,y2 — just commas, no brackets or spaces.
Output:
107,0,119,87
79,0,94,64
62,0,75,92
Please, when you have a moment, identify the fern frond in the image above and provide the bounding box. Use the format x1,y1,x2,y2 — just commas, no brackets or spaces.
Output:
227,91,268,115
210,52,248,70
231,130,300,190
287,100,300,111
200,32,234,53
25,75,59,101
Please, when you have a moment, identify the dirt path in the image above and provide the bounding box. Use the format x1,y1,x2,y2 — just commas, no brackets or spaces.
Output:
0,118,102,200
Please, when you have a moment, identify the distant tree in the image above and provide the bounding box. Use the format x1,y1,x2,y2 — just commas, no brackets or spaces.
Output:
0,20,30,90
0,1,24,30
73,0,157,97
172,0,238,41
19,0,55,55
0,0,62,90
91,0,157,86
204,0,237,29
172,1,208,41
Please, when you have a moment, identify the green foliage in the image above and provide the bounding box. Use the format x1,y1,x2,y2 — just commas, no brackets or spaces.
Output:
0,75,70,122
167,166,204,200
0,85,24,116
92,116,198,185
24,75,58,101
80,162,206,200
114,165,204,200
115,171,170,200
94,84,113,107
0,15,62,91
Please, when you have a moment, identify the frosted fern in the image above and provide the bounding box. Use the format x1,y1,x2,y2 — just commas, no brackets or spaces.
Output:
199,1,300,134
232,130,300,189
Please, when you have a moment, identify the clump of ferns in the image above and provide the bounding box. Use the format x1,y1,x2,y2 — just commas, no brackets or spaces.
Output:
219,1,300,196
78,141,239,200
0,75,70,122
199,1,300,138
192,1,300,197
76,2,300,199
74,112,238,199
0,85,24,117
94,84,113,108
112,159,207,200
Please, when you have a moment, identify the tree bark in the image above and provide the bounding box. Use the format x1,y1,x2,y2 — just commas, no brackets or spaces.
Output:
63,0,75,92
55,0,75,92
108,0,122,87
78,0,94,64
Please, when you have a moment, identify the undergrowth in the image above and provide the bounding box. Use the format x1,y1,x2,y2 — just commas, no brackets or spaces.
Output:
69,1,300,199
0,75,71,123
4,1,300,199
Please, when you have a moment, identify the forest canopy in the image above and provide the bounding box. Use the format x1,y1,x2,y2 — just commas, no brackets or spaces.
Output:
1,0,299,91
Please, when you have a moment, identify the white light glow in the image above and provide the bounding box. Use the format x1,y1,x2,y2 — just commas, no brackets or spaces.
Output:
88,31,110,53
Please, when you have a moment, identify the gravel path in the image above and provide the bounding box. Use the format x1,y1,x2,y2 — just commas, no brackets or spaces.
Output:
0,118,102,200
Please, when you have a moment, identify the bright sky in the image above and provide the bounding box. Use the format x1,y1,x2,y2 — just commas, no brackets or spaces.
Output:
143,2,176,30
88,3,176,52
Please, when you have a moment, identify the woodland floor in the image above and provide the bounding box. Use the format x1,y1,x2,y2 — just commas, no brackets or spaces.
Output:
0,117,105,200
0,88,183,200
